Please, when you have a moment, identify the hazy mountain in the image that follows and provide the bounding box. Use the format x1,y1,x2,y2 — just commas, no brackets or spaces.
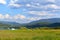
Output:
0,21,21,28
0,18,60,29
30,18,60,23
25,18,60,28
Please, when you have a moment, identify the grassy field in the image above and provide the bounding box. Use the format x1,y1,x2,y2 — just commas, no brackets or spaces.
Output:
0,28,59,40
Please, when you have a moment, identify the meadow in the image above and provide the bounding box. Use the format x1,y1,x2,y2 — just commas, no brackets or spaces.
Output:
0,28,59,40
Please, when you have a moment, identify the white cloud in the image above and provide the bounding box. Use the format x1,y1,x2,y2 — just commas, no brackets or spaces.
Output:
0,14,26,20
8,0,58,11
0,0,6,4
28,11,57,16
25,3,60,11
0,14,4,19
14,14,26,19
28,11,47,16
0,14,40,22
45,4,60,9
29,4,60,11
8,0,22,8
5,14,10,19
27,17,41,21
10,0,18,3
4,14,13,19
22,11,59,22
0,14,12,19
26,4,31,7
47,0,56,2
9,3,22,8
0,13,59,23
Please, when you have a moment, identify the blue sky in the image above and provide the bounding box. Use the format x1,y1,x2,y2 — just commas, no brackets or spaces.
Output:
0,0,60,23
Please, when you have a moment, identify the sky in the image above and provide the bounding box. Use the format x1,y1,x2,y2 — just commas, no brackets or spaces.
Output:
0,0,60,23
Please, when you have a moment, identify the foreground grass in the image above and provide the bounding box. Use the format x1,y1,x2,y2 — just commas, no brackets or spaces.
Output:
0,28,59,40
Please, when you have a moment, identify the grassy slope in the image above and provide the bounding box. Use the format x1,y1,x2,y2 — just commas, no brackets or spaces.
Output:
0,29,59,40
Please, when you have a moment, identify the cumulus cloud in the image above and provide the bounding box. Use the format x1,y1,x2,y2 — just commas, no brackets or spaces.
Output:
0,0,6,4
9,3,22,8
0,14,26,20
28,11,57,16
4,14,13,19
0,14,4,19
46,0,56,3
8,0,60,11
44,4,60,9
21,10,59,22
8,0,22,8
1,0,59,23
26,4,31,7
14,14,26,20
0,12,59,23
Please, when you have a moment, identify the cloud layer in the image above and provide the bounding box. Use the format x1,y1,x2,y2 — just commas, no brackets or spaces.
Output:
0,0,60,23
0,0,6,4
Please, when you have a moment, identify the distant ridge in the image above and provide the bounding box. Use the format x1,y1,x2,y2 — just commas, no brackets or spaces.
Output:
30,18,60,23
25,18,60,28
0,18,60,29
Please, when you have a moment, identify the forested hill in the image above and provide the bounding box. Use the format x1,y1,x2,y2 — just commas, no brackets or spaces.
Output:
0,18,60,29
24,18,60,28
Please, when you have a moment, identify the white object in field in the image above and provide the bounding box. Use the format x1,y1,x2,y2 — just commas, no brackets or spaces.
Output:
11,28,15,30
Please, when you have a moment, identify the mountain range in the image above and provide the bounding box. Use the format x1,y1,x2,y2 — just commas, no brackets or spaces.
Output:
24,18,60,28
0,18,60,29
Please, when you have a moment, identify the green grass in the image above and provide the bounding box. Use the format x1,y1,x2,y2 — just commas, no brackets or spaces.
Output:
0,28,59,40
